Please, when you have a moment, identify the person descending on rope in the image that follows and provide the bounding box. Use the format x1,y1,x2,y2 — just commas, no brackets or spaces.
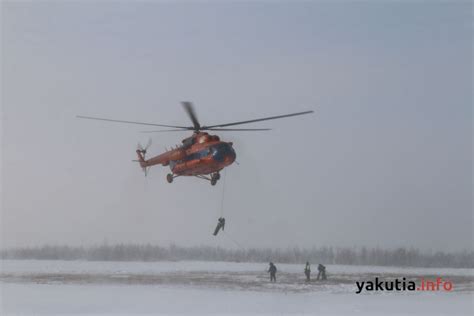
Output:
213,217,225,236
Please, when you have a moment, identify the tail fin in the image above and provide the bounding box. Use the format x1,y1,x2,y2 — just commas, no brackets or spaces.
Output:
134,150,150,176
135,150,147,168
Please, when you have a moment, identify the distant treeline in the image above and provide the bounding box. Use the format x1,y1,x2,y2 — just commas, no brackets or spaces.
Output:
1,244,472,268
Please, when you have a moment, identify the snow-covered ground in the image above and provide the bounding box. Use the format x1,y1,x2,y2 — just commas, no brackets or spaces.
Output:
1,260,473,315
2,283,473,315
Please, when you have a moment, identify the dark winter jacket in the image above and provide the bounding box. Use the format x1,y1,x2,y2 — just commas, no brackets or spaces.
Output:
268,264,277,274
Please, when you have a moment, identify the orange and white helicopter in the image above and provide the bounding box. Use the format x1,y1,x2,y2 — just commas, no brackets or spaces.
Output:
78,102,313,185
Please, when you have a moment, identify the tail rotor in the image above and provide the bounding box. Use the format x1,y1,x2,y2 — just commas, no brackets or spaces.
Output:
135,138,152,176
137,138,152,156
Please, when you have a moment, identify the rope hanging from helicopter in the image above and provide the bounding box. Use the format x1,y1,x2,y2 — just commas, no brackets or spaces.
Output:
214,169,246,250
219,169,227,218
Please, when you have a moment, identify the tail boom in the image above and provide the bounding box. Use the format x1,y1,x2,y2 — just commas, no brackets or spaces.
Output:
136,148,186,169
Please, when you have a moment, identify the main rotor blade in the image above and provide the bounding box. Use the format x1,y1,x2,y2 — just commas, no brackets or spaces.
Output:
140,127,272,133
76,115,191,129
202,110,314,129
140,129,191,133
181,102,201,131
204,128,272,131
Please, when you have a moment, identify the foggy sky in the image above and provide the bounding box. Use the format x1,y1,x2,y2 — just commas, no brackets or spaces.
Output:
1,1,472,251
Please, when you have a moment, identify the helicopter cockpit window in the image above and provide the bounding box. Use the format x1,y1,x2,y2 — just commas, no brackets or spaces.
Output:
210,143,235,162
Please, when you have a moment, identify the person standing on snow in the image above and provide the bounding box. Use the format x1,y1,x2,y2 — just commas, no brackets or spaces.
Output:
317,263,327,280
268,262,277,282
304,262,311,282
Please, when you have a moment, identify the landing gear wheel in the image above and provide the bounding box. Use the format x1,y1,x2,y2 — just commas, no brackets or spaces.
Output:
211,178,217,186
215,173,221,180
166,174,174,183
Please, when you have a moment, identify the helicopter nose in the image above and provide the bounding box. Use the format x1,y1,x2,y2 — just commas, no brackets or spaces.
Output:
225,146,236,164
211,143,236,164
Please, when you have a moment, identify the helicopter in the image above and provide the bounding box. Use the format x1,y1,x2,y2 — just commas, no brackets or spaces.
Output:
77,102,313,185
